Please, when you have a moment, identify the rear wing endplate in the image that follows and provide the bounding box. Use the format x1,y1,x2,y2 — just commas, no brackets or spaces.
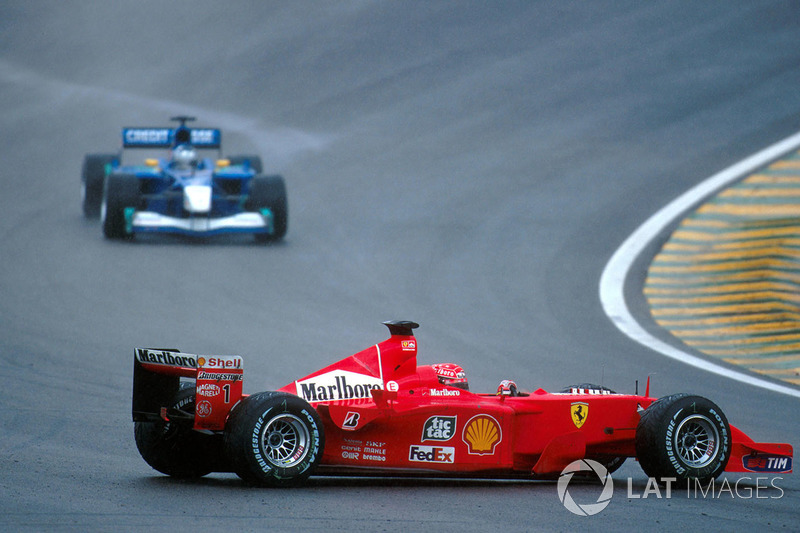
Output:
132,348,243,431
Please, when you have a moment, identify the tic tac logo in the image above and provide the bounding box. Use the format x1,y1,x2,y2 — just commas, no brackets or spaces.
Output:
409,445,455,464
571,402,588,429
422,416,457,442
462,414,501,455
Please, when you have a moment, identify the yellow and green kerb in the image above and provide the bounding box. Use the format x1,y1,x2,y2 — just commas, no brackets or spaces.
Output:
645,152,800,386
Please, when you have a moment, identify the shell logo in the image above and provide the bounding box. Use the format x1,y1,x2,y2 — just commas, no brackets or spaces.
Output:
462,414,502,455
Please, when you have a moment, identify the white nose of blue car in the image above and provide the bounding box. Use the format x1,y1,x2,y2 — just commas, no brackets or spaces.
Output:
183,185,212,213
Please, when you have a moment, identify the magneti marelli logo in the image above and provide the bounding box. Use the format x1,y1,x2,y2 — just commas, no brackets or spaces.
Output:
557,459,614,516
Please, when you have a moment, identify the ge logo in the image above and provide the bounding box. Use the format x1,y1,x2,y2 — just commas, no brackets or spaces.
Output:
557,459,614,516
196,400,212,418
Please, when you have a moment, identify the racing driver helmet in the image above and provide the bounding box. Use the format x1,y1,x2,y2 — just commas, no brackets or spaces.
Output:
172,144,198,169
432,363,468,391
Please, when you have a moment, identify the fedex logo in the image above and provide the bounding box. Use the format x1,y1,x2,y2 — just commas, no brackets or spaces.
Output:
409,445,455,464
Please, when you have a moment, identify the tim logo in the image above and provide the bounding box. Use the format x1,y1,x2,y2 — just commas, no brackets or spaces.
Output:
343,412,361,430
743,454,792,473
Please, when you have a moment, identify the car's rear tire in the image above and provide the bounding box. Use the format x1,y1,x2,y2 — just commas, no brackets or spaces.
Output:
246,175,288,242
228,155,263,174
82,153,117,218
224,391,324,487
101,173,139,239
134,384,222,478
635,393,731,484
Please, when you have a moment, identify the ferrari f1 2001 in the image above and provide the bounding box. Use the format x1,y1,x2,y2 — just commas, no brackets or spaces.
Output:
132,321,793,486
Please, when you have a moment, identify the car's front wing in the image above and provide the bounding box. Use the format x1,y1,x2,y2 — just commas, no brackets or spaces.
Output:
127,208,274,237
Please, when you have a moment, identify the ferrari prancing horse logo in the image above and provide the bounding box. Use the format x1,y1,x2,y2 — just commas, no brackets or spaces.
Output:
571,402,588,428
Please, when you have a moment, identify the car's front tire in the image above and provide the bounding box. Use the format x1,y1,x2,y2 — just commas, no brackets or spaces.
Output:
101,173,139,239
635,393,731,484
246,175,288,242
82,153,117,218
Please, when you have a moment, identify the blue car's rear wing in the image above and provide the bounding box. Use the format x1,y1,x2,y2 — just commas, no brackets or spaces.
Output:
122,127,222,149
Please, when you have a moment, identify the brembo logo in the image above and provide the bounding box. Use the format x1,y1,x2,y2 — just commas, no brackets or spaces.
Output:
136,349,197,368
296,370,383,403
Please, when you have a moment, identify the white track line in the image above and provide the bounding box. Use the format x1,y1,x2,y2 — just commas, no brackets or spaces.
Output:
599,132,800,400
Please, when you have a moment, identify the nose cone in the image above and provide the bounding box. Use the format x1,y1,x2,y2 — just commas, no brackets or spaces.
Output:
183,185,212,213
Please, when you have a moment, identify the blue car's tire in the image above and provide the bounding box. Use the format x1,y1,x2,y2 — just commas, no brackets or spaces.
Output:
82,153,117,218
101,173,139,240
246,175,288,242
224,392,324,487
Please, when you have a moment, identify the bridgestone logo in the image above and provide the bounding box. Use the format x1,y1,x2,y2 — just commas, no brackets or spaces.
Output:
136,349,197,368
198,371,243,382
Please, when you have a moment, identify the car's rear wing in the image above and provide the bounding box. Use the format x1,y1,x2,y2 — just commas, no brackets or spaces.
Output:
122,127,222,149
132,348,243,431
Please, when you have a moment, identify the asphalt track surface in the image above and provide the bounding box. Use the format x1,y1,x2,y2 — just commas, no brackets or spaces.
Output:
1,2,799,531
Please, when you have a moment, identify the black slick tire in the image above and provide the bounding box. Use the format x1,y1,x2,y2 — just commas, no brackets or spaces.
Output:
245,175,288,242
134,384,222,478
635,393,731,485
82,153,117,218
101,173,139,239
224,391,324,487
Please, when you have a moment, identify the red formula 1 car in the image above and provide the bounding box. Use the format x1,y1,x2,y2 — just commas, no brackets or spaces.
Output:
132,321,793,486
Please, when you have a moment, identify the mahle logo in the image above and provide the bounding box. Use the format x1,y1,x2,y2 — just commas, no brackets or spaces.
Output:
557,459,614,516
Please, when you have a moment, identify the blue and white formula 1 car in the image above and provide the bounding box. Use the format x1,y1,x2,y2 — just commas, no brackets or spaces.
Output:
81,116,287,242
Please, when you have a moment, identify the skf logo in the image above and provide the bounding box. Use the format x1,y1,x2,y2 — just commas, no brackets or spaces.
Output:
409,445,455,463
343,411,360,430
571,402,588,428
401,340,416,351
422,416,456,442
462,414,501,455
